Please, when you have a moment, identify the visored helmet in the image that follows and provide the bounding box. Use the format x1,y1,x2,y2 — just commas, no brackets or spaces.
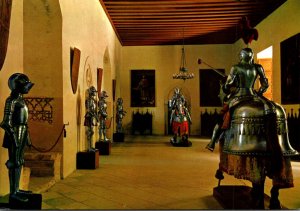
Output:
8,73,34,94
174,87,180,95
117,97,123,104
88,86,97,96
101,90,108,98
239,48,254,63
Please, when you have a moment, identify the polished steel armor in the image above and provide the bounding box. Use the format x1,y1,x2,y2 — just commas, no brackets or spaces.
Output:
84,86,98,151
0,73,34,202
208,48,297,209
169,88,192,144
116,97,126,133
98,91,109,141
221,48,298,156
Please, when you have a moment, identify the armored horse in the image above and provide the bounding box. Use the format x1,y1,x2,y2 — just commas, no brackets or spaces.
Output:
206,48,298,209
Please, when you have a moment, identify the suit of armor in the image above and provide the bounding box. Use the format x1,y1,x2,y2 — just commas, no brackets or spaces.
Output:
116,98,126,133
208,48,297,209
207,48,273,151
84,86,98,151
98,91,109,141
223,48,275,113
0,73,34,202
169,88,192,143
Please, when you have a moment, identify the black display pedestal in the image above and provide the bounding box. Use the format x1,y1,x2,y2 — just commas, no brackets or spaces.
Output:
213,185,286,209
95,140,111,155
170,139,192,147
9,193,42,210
113,132,125,142
76,149,99,169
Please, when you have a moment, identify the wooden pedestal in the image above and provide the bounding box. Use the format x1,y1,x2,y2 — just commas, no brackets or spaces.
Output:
9,193,42,210
95,141,111,155
213,185,286,209
113,132,125,142
76,150,99,169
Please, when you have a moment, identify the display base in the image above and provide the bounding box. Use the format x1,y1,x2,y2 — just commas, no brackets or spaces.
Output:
76,150,99,169
213,185,286,209
9,193,42,210
95,141,111,155
113,132,125,142
170,139,192,147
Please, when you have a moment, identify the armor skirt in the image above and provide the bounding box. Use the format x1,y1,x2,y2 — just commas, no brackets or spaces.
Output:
219,139,294,188
172,121,189,135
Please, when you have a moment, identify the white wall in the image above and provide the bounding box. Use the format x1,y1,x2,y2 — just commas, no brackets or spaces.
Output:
59,0,122,178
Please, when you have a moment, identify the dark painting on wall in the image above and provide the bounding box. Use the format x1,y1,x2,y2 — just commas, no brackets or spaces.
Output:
281,33,300,104
200,69,225,107
131,70,155,107
280,33,300,104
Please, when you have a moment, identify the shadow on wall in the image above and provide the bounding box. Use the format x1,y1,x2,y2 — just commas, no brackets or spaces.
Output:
76,85,82,152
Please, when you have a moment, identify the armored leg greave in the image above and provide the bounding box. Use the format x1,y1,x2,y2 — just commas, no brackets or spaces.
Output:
206,124,223,152
86,126,94,151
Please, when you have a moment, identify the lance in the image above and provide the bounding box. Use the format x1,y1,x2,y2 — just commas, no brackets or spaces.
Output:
198,58,227,78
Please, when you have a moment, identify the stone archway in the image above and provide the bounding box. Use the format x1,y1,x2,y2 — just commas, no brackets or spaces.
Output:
102,47,114,138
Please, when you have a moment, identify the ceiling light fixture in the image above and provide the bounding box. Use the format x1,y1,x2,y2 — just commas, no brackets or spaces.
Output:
172,29,194,81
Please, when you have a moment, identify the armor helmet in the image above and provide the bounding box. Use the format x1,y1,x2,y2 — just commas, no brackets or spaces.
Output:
174,88,180,96
8,73,34,94
117,98,123,104
239,48,254,63
88,86,97,96
101,91,108,98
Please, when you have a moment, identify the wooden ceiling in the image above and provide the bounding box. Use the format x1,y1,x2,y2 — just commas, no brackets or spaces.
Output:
99,0,286,46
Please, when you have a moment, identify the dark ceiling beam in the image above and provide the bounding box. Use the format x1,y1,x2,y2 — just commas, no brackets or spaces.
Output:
100,0,287,46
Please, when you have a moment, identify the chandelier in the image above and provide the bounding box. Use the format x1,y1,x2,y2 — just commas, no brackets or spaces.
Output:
172,30,194,81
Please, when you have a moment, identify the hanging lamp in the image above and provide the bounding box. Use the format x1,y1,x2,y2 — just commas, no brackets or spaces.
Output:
172,29,194,81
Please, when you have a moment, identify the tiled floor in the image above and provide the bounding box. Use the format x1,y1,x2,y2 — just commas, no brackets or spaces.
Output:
36,135,300,209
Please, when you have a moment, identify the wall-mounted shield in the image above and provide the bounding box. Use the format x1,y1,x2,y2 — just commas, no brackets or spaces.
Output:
112,79,116,102
97,68,103,98
0,0,13,70
70,47,81,94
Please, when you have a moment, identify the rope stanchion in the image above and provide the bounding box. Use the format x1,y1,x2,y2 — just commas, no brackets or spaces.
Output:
29,124,66,153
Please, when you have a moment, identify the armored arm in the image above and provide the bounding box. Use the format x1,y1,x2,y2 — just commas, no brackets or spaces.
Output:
256,64,269,95
170,109,175,124
223,66,237,94
85,98,99,122
184,107,192,124
0,97,18,147
99,100,108,119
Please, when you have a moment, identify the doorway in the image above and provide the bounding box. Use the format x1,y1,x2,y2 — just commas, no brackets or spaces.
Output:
257,46,273,100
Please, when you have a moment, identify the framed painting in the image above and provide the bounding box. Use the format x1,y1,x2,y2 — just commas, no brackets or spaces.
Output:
280,33,300,104
199,69,225,107
131,70,155,107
